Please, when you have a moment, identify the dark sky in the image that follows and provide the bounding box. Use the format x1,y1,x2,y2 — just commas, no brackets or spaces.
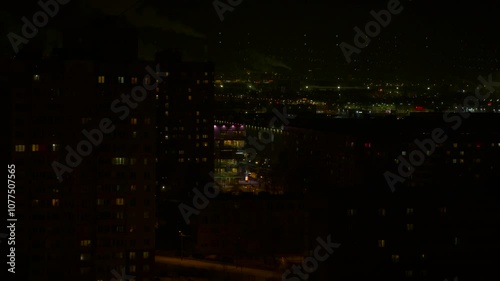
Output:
2,0,499,80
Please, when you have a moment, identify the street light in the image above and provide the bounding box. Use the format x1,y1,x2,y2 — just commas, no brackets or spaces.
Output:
179,231,187,260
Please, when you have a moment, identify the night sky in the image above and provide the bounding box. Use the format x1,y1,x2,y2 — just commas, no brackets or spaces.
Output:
2,0,499,80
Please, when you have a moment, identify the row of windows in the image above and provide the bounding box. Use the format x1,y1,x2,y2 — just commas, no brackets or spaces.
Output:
97,75,164,85
112,157,150,165
348,207,447,216
81,117,151,125
15,144,59,152
178,157,208,163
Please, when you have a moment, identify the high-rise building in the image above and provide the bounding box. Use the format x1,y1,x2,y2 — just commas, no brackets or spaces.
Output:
6,19,157,281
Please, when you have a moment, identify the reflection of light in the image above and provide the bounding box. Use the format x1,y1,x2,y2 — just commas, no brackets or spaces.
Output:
245,176,248,181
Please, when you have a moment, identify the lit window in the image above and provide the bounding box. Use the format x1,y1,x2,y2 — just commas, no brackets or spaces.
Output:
129,265,136,273
32,144,39,151
405,270,413,278
143,251,149,259
402,151,406,155
196,111,200,116
452,159,457,164
129,252,136,260
179,150,184,155
406,224,414,231
379,208,386,216
116,212,123,219
51,199,59,207
131,118,137,125
203,142,208,147
80,240,91,247
453,143,458,148
33,74,40,81
131,77,138,84
165,111,169,116
391,254,399,262
378,240,385,248
188,95,192,100
203,134,208,139
132,131,137,138
116,198,124,205
454,237,459,245
406,208,414,215
81,117,91,124
15,145,25,152
202,158,207,162
178,158,184,163
97,199,104,206
112,158,127,165
118,76,124,83
460,159,464,164
80,253,91,261
144,118,151,125
98,76,105,83
460,151,464,155
52,144,59,151
130,185,136,191
347,209,356,216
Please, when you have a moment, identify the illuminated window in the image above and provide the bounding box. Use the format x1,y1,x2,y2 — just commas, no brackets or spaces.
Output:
391,254,399,262
378,240,385,248
453,143,458,148
144,118,151,125
347,209,356,216
202,158,207,162
406,224,414,231
452,159,457,164
131,118,137,125
454,237,459,245
131,77,138,84
196,111,200,116
97,199,104,206
33,74,40,81
129,252,136,260
202,134,208,139
406,208,414,215
405,270,413,278
460,159,464,164
116,198,124,206
165,111,169,116
188,95,192,100
402,151,406,155
144,76,151,85
143,251,149,259
116,212,124,219
203,142,208,147
129,265,136,273
80,254,91,261
132,131,137,138
51,199,59,207
118,76,124,83
52,144,59,151
178,158,184,163
32,144,39,151
130,185,136,191
112,158,127,165
460,151,464,155
379,208,386,216
81,117,91,124
15,145,25,152
80,240,91,247
98,76,105,83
